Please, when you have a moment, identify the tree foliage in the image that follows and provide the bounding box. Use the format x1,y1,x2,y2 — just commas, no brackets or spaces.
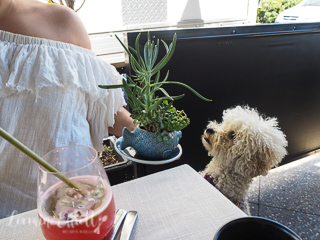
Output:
257,0,303,23
48,0,86,12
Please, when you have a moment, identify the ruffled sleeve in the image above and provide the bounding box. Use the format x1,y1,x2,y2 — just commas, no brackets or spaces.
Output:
0,30,126,150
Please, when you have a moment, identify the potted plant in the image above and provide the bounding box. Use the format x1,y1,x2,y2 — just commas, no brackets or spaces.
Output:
99,32,211,159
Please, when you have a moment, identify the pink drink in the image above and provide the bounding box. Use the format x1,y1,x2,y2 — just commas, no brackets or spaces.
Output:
38,175,115,240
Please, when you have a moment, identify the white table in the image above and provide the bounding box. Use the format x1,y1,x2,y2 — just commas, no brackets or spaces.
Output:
0,164,246,240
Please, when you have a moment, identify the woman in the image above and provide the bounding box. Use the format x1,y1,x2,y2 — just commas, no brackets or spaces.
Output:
0,0,135,218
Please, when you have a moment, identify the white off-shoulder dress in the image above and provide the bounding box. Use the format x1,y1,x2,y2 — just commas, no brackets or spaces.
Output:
0,30,126,218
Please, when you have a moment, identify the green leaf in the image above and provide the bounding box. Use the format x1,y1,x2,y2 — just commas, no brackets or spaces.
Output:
151,33,177,75
128,102,137,112
153,81,212,102
144,40,150,71
149,99,165,110
162,70,170,83
134,33,144,67
170,94,185,101
154,71,161,83
126,75,136,85
161,39,169,53
130,55,144,73
128,46,138,56
151,39,160,68
98,84,126,89
115,34,131,56
129,46,146,70
150,71,169,91
158,88,171,98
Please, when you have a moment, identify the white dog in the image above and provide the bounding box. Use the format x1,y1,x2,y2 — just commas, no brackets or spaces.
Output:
200,106,288,214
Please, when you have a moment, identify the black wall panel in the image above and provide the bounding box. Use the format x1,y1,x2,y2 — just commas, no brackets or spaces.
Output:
126,23,320,174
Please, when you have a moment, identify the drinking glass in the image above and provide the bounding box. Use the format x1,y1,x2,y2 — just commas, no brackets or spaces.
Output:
37,145,116,240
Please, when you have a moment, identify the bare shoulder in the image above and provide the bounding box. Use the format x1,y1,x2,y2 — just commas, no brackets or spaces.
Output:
35,2,92,49
0,0,91,49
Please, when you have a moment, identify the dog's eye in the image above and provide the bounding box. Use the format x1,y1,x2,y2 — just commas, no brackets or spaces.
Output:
228,131,235,140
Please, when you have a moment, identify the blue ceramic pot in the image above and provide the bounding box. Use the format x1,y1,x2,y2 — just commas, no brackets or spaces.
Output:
120,126,182,160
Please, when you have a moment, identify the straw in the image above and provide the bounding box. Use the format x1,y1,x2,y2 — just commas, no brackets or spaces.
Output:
0,127,87,195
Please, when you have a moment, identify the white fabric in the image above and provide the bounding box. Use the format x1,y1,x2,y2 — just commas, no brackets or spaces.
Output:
0,165,246,240
0,30,126,219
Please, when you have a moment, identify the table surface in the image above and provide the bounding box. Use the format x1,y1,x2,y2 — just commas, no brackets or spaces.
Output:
0,164,246,240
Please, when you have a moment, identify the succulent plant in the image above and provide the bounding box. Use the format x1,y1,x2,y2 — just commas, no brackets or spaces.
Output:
99,32,211,143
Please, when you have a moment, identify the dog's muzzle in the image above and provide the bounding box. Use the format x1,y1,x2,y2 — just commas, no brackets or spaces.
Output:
206,128,214,134
204,137,211,144
203,127,214,144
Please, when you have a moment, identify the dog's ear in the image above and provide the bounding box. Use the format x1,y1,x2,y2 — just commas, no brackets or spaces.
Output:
228,130,236,140
234,145,274,178
248,148,279,177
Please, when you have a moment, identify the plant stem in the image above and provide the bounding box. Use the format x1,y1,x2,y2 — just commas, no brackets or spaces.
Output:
0,127,87,195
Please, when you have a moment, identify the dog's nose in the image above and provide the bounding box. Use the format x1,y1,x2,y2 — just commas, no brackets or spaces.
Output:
206,128,214,134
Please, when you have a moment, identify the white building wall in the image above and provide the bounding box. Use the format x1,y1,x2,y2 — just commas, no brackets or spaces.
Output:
77,0,123,33
75,0,258,34
38,0,258,66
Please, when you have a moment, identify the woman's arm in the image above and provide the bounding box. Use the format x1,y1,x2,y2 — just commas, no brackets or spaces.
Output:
108,107,136,137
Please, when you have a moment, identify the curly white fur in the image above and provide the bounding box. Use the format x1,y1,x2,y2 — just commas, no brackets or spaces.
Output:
200,106,288,214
